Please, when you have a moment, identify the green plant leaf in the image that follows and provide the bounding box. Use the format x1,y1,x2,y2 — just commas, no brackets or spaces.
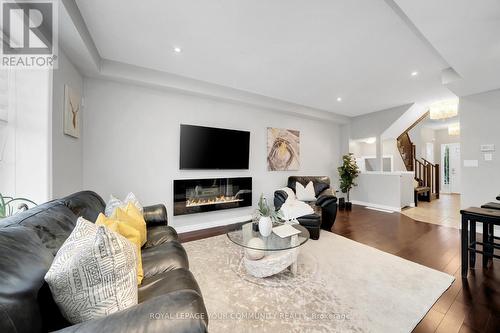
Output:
0,193,5,218
0,194,36,218
338,153,360,199
257,193,278,218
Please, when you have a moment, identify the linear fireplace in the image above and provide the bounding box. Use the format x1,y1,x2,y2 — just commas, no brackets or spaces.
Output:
173,177,252,216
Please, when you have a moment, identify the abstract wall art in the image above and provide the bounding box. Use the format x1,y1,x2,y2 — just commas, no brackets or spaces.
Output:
267,127,300,171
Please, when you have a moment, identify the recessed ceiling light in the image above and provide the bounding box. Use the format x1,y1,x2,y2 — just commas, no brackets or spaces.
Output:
411,71,418,76
336,97,342,102
173,47,182,53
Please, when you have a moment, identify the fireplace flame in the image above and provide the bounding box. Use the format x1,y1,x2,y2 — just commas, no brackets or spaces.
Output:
186,195,243,207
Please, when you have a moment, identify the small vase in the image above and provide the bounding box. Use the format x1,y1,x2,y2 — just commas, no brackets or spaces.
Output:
258,216,272,237
345,202,352,211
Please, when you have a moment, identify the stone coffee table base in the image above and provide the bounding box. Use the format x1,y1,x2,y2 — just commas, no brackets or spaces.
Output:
243,248,299,278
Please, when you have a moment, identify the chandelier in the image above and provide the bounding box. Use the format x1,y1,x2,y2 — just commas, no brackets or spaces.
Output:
448,123,460,136
429,99,459,120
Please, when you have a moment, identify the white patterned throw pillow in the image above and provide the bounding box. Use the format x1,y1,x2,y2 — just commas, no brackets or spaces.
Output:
45,217,138,324
105,192,143,216
295,181,316,201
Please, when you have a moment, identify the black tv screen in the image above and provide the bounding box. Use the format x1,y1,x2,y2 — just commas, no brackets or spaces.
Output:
180,124,250,169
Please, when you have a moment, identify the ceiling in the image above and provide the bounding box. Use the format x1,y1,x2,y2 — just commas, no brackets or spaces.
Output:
421,115,459,130
394,0,500,97
73,0,499,117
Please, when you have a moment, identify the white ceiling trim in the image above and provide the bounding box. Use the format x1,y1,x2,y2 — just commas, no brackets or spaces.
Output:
59,0,100,74
99,59,350,123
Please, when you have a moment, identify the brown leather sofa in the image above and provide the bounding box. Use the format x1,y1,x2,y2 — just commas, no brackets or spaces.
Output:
0,191,207,333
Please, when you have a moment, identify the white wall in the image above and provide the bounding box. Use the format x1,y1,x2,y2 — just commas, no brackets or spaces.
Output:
0,69,51,204
0,50,84,204
383,140,406,171
350,172,414,211
349,139,405,172
348,104,409,171
408,121,435,161
350,141,375,157
460,89,500,209
0,71,15,196
82,78,341,229
349,104,409,140
407,122,461,168
52,50,84,198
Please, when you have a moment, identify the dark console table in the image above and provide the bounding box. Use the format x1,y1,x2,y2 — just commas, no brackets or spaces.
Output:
460,207,500,278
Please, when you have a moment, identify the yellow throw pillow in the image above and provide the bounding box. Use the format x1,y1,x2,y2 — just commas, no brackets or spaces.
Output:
96,213,144,285
112,203,147,246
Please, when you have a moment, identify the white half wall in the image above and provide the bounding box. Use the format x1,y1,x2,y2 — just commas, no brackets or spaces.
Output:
82,78,341,230
350,171,415,211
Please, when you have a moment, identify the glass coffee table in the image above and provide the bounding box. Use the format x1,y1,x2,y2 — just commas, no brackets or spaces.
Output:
227,222,310,278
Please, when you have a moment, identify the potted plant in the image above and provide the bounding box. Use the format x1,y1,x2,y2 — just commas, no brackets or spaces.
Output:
0,193,36,218
337,153,360,211
255,194,282,236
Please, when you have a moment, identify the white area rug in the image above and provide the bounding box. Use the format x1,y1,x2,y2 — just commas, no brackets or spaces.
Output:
183,231,454,333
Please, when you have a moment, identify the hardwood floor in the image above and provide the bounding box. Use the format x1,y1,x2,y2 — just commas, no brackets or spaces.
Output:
178,206,500,332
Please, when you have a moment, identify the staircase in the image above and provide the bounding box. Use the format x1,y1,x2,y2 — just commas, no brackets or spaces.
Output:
415,158,440,200
397,111,440,201
397,132,415,171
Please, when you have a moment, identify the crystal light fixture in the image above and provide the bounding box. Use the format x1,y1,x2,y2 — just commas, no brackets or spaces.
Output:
429,99,459,120
448,123,460,136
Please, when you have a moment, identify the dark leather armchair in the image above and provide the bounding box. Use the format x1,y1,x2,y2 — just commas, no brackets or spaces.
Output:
274,176,338,239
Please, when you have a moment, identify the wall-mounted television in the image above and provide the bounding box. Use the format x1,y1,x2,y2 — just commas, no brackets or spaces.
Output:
179,124,250,169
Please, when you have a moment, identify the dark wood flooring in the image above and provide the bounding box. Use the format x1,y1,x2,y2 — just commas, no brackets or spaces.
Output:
178,206,500,333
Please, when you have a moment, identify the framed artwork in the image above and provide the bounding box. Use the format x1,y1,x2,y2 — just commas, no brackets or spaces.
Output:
267,127,300,171
64,84,81,138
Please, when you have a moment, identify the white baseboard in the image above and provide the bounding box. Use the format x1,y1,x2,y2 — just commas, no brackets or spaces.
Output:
350,200,403,213
365,207,395,213
174,214,253,234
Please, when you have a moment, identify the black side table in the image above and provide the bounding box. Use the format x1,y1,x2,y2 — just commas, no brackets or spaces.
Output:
460,207,500,278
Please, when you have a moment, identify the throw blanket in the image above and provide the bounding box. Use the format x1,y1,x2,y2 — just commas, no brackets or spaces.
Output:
278,187,314,220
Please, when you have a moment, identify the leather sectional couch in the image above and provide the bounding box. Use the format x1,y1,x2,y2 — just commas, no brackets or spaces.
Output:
274,176,338,239
0,191,207,333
